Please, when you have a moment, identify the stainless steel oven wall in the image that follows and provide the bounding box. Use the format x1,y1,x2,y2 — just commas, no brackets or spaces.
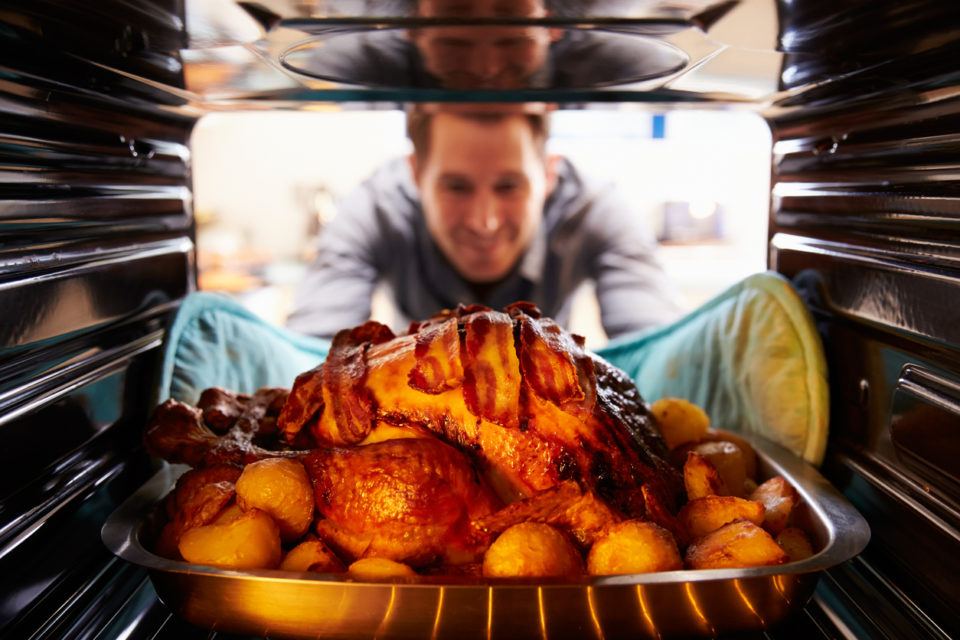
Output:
0,2,196,637
766,1,960,637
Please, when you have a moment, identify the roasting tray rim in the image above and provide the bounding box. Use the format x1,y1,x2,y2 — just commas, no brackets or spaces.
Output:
103,432,869,588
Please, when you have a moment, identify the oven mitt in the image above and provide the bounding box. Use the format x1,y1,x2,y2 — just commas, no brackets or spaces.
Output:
595,271,828,465
157,291,330,406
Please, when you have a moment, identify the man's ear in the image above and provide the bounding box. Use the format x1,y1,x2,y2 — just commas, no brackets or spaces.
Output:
544,8,563,43
545,154,561,195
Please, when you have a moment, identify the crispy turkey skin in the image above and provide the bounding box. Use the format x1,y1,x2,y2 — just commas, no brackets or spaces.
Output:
278,302,682,514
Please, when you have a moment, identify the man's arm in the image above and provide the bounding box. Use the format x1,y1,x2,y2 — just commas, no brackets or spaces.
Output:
587,189,686,339
285,183,383,339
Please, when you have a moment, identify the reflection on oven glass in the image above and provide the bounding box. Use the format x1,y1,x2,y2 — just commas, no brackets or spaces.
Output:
281,27,688,90
179,0,781,102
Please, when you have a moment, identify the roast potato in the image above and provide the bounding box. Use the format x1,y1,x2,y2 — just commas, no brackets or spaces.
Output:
169,480,236,537
211,502,244,524
701,428,758,480
679,495,766,541
587,520,682,575
167,464,242,521
160,465,243,551
280,537,346,573
235,457,315,542
749,476,799,535
178,507,282,570
348,557,417,579
685,519,789,569
650,397,710,451
689,440,747,497
776,527,815,562
683,451,727,499
482,522,583,578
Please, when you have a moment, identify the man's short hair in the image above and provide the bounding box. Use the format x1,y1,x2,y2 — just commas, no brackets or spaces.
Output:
407,104,551,164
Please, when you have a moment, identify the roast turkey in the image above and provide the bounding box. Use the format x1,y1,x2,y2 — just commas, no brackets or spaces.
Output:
145,302,683,567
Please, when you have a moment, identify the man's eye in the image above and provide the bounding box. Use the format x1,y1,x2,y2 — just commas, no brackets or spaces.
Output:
494,181,522,195
436,38,471,50
495,37,532,49
443,181,473,194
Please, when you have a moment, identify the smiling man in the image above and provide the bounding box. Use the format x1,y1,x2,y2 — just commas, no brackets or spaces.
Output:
411,107,556,285
286,104,683,340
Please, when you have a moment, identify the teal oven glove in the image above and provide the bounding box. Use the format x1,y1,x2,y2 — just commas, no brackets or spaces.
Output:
158,292,330,405
595,271,828,465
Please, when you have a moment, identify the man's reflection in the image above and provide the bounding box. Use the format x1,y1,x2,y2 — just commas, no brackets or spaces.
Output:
289,0,686,90
409,0,557,89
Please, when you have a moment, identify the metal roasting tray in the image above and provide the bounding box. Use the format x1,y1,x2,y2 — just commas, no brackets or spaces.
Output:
103,435,870,639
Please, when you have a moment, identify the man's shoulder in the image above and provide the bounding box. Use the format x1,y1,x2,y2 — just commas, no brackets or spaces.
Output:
329,157,423,251
354,158,420,217
365,155,415,187
549,159,618,221
555,156,610,195
543,159,643,256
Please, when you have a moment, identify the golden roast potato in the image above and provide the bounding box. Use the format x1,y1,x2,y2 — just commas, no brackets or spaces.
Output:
685,519,789,569
749,476,799,535
688,440,747,498
679,495,766,541
587,520,682,575
683,451,727,500
178,507,282,570
650,397,710,451
700,428,758,480
482,522,583,578
348,557,417,579
776,527,815,562
280,537,347,573
235,457,315,542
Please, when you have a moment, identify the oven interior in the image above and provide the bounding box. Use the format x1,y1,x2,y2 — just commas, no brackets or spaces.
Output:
1,1,959,638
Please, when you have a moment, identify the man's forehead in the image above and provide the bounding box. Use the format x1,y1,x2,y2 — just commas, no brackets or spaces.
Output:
430,111,534,137
420,111,546,166
419,0,546,18
425,118,541,173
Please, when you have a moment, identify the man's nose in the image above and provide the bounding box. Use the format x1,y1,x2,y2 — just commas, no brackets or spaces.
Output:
466,44,503,80
464,192,501,234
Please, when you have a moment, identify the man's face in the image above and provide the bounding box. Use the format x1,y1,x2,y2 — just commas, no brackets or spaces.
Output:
412,112,557,284
411,0,554,89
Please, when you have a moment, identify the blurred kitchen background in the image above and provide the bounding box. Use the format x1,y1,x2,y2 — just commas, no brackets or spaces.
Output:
191,107,771,348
